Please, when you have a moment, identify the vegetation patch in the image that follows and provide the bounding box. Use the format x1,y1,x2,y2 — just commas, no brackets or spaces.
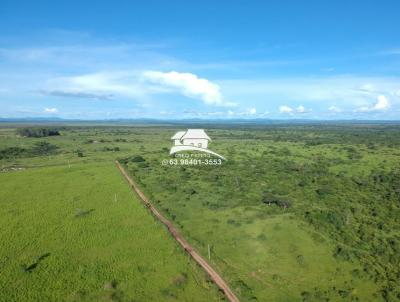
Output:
17,127,61,138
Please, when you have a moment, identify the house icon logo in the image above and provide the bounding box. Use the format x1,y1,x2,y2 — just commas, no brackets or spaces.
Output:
170,129,226,160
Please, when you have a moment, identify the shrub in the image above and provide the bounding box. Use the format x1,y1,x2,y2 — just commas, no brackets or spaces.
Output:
333,244,352,261
0,142,58,159
316,184,334,196
17,127,60,137
0,147,27,159
31,141,58,156
138,162,149,168
102,146,120,152
131,155,146,162
262,192,292,208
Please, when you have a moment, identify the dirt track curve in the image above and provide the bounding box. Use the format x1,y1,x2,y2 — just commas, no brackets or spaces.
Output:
116,161,240,302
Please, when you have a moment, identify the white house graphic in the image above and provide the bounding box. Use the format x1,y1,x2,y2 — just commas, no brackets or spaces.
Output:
170,129,225,160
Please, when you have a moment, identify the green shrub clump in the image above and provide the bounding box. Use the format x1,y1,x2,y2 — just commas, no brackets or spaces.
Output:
17,127,60,138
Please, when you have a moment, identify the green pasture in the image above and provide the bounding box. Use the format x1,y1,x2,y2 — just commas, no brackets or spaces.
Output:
0,160,223,302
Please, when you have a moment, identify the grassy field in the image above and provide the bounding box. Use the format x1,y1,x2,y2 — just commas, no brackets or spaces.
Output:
0,160,223,301
1,123,400,301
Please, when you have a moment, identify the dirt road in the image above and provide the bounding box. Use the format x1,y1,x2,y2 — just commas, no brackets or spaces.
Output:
115,161,240,302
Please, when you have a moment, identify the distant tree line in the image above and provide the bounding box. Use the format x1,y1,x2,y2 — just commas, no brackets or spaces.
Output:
0,142,58,159
17,127,60,137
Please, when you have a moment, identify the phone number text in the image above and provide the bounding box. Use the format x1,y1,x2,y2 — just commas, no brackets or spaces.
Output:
162,158,222,166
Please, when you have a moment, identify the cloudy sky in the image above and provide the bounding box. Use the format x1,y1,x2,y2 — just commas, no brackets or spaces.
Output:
1,0,400,120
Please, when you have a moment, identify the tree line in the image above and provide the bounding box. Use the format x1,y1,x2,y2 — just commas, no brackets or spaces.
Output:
17,127,60,138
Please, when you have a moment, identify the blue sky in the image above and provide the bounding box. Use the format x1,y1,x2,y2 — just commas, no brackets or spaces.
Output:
1,0,400,119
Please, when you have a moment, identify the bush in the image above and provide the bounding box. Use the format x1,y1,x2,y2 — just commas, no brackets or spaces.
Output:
0,147,27,159
262,192,292,208
137,162,149,168
0,142,58,159
31,141,58,156
316,184,334,196
17,127,60,138
103,146,120,152
333,244,352,261
131,155,146,162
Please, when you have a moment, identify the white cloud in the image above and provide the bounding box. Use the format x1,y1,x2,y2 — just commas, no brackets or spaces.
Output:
142,70,233,106
279,105,311,114
1,35,400,119
44,71,147,99
358,84,375,92
296,105,312,113
296,105,305,113
67,72,144,96
357,95,390,112
328,106,341,113
374,95,390,110
159,110,176,116
279,105,293,113
248,107,257,115
357,106,369,112
43,70,236,108
222,108,263,117
219,76,400,111
44,107,58,113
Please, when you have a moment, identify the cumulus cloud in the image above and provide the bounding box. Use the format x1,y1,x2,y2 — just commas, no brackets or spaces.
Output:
221,108,261,117
357,95,390,112
248,107,257,115
42,70,235,107
279,105,294,113
44,107,58,113
375,95,390,110
328,106,341,113
142,70,233,106
296,105,306,113
298,105,312,113
279,105,311,114
219,77,400,112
